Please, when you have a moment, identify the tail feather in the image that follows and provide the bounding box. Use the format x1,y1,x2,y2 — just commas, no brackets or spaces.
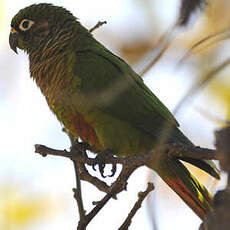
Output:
163,174,212,219
172,128,220,179
180,158,220,179
151,157,213,219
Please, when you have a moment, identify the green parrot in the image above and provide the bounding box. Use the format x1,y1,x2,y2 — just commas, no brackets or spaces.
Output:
9,3,219,219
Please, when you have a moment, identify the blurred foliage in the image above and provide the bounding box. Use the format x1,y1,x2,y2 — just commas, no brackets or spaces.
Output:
188,0,230,124
0,0,5,31
0,0,6,45
120,0,230,125
209,79,230,123
0,184,56,229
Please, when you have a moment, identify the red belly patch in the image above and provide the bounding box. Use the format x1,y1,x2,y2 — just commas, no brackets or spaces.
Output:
69,112,99,147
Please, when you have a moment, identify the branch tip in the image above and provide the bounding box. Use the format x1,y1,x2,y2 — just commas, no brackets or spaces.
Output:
89,21,107,33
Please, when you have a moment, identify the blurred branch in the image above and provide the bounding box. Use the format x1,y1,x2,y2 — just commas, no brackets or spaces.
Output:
215,127,230,173
141,0,210,77
177,0,207,26
140,28,175,77
194,105,230,126
178,28,230,65
200,126,230,230
174,57,230,115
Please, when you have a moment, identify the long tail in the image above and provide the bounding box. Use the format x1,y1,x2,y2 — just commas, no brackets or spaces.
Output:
149,157,213,219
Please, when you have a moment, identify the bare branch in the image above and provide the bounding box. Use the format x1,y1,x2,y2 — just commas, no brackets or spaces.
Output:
79,164,112,194
35,142,217,229
77,148,144,229
89,21,107,33
35,143,218,165
118,183,154,230
73,164,86,221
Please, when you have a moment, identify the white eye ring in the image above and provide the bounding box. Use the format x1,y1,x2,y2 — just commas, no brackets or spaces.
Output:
19,19,34,31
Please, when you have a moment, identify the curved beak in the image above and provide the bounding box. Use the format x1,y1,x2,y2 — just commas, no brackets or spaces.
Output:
9,28,18,54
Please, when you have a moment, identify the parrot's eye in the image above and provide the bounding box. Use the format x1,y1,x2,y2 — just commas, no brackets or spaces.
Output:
19,19,34,31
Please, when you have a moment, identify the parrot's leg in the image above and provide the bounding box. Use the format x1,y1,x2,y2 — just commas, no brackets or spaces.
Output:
71,139,91,155
92,149,117,178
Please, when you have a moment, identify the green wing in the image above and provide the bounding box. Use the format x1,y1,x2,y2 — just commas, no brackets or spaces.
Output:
73,39,219,179
73,44,182,143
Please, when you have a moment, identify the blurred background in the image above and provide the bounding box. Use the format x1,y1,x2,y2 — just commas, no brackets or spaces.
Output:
1,0,230,229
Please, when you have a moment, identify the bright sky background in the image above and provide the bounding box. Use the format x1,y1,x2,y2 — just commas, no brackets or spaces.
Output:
0,0,226,230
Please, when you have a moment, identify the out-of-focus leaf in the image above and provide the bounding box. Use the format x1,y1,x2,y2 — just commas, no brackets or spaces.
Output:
120,40,153,64
0,185,58,229
0,0,6,41
208,78,230,123
175,0,230,54
174,57,230,114
0,0,5,27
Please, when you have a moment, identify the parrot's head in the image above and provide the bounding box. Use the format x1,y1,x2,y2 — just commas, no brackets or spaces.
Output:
9,3,77,54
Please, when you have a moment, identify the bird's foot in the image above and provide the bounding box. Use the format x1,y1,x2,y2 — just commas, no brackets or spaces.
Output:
92,149,117,178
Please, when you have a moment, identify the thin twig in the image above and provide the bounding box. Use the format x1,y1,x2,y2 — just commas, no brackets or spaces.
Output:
77,191,113,229
146,174,158,230
89,21,107,33
140,27,176,77
65,132,87,227
79,166,112,194
73,162,86,221
118,182,154,230
178,28,230,66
